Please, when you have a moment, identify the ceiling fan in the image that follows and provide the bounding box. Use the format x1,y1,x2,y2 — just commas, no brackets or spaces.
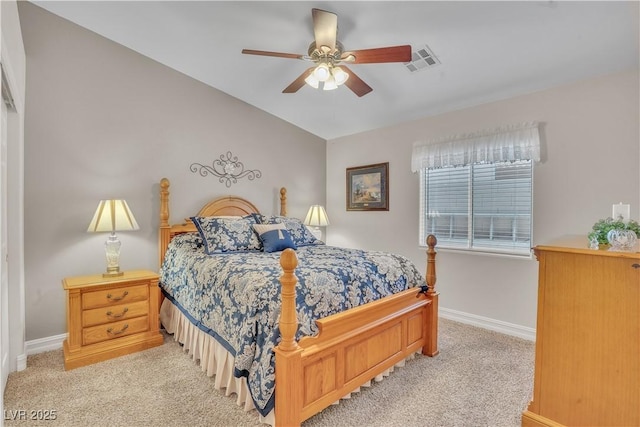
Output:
241,8,412,97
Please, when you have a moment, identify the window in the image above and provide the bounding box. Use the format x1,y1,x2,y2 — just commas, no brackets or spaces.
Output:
412,122,540,257
420,160,533,255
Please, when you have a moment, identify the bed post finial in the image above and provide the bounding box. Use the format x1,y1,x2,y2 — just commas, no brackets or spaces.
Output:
279,187,287,217
426,234,437,294
278,248,299,351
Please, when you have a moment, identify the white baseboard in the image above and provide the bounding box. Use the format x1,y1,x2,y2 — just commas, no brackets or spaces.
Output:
440,307,536,341
16,353,27,371
25,333,66,356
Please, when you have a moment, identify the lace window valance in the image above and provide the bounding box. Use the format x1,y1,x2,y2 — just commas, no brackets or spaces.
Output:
411,122,541,172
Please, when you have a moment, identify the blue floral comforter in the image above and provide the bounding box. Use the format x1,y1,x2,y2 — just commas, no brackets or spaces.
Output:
159,233,426,416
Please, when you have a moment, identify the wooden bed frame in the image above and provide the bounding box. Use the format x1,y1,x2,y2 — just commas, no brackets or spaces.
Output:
158,178,439,426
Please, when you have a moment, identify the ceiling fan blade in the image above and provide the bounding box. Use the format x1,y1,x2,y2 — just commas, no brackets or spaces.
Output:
242,49,305,60
341,66,373,97
283,67,315,93
341,45,412,64
312,8,338,52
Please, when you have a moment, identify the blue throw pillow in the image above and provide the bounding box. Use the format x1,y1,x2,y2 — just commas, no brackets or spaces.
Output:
253,223,297,253
256,215,324,247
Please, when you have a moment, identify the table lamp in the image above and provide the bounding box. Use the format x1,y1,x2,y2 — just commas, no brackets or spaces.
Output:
87,199,139,277
303,205,330,240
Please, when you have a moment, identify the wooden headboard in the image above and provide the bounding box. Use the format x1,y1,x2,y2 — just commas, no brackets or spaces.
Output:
158,178,287,267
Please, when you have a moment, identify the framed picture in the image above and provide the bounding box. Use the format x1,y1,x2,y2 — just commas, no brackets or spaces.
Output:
346,162,389,211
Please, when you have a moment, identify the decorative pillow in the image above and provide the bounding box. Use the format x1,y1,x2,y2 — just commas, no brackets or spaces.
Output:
245,213,264,224
257,215,324,247
190,216,261,254
252,223,297,253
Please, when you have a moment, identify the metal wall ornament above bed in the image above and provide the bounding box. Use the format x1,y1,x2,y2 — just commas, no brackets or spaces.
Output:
190,151,262,187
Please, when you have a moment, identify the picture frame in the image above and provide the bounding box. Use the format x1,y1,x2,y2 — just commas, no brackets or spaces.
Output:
346,162,389,211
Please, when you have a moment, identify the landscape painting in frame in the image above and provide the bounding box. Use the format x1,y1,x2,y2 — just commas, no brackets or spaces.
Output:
346,162,389,211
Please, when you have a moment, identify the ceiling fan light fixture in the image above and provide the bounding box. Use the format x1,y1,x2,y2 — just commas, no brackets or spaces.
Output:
332,66,349,85
304,73,320,89
313,63,330,82
323,75,338,91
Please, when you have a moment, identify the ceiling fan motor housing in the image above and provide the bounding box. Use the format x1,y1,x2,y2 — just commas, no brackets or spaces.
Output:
308,41,344,64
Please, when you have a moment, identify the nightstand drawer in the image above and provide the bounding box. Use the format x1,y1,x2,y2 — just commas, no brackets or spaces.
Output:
82,300,149,327
81,283,148,310
82,315,149,346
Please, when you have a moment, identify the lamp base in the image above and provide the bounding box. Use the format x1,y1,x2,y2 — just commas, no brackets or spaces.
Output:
104,233,123,278
102,271,124,278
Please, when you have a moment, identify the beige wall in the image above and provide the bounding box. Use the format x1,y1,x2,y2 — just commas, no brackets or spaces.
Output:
327,70,640,333
19,3,326,340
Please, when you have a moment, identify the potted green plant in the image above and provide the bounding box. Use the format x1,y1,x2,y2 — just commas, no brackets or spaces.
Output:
588,217,640,246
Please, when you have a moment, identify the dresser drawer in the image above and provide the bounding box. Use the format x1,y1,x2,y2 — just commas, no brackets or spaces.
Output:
82,315,149,346
82,300,149,327
81,283,148,310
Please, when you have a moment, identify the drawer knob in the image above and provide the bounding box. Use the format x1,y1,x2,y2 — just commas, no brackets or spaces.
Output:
106,324,129,335
106,291,129,302
632,263,640,269
106,307,129,319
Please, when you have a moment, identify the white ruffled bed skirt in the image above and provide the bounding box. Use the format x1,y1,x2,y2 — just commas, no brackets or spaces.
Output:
159,298,414,425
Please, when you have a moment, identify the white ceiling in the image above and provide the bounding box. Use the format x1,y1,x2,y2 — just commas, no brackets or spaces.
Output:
32,1,639,140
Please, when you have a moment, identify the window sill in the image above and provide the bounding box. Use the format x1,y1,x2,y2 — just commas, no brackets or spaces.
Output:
419,245,534,260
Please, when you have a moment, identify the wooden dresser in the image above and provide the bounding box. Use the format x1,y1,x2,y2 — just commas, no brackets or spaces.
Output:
62,270,164,370
522,236,639,426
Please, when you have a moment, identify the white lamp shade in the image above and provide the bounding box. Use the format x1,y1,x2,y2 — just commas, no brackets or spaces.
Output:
313,63,330,82
304,73,320,89
322,75,338,91
332,66,349,85
87,200,140,233
304,205,330,227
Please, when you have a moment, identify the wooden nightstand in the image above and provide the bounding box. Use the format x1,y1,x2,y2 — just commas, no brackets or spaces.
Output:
62,270,164,370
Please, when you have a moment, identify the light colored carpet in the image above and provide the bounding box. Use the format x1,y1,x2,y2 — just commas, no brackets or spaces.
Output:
3,319,534,427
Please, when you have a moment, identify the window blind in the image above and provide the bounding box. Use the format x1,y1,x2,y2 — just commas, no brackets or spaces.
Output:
471,161,532,252
421,165,470,248
420,161,532,255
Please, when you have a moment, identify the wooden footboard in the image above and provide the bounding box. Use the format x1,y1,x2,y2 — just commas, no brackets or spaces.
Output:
275,236,439,426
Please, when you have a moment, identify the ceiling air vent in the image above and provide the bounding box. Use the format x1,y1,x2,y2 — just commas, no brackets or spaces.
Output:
404,44,440,73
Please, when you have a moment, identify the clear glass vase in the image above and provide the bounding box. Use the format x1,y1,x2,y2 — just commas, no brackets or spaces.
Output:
607,229,638,251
